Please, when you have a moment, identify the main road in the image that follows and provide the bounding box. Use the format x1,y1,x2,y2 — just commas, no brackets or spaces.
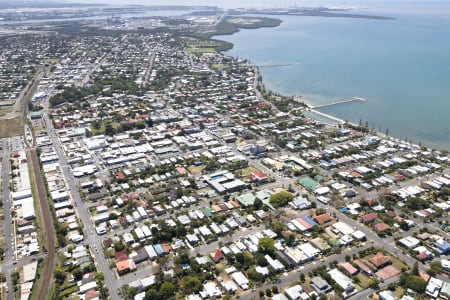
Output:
37,47,123,299
41,106,121,300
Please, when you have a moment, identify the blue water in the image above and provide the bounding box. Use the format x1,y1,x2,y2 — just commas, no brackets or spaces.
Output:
216,2,450,150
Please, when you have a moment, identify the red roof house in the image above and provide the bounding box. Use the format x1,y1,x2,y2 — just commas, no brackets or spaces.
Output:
313,213,332,225
115,250,128,262
361,212,378,224
373,223,390,232
340,262,358,275
116,260,131,275
249,171,269,183
369,252,391,269
210,249,224,263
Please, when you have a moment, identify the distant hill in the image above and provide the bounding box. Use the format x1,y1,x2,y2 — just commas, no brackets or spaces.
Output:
0,1,103,9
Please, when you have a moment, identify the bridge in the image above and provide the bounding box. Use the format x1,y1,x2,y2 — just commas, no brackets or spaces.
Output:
309,97,366,109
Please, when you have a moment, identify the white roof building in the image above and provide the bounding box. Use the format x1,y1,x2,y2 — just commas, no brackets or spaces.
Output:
203,282,221,298
425,277,442,298
78,281,97,294
265,254,285,271
379,290,396,300
231,272,249,290
399,236,420,249
328,268,354,293
285,285,302,300
332,221,355,235
298,243,319,259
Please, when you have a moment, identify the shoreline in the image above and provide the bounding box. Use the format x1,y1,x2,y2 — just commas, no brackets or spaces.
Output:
210,40,426,150
210,20,445,151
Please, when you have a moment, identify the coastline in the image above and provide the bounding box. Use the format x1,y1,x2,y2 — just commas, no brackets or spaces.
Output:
211,35,426,151
214,16,450,151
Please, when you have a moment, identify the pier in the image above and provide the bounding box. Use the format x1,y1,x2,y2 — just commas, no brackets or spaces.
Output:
309,97,366,109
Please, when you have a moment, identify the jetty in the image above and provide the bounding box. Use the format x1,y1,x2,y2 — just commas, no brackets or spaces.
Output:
308,97,366,109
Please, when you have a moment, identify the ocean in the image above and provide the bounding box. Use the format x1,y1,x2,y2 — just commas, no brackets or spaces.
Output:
215,1,450,150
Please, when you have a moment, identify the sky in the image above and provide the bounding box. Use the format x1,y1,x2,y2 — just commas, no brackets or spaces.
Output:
15,0,396,9
12,0,445,12
93,0,368,7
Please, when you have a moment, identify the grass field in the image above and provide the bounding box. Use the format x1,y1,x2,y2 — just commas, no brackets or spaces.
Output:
90,122,120,136
185,40,223,54
187,165,203,175
355,272,372,288
393,287,405,298
234,166,259,178
391,256,409,271
186,47,216,54
0,117,22,138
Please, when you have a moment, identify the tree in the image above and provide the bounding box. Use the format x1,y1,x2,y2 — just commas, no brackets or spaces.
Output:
159,282,175,298
92,120,101,130
399,220,410,231
272,221,285,235
404,275,427,293
300,273,305,283
73,268,83,281
136,120,146,129
269,191,293,208
248,267,265,282
272,286,279,294
104,123,115,136
124,285,138,298
387,282,396,291
54,268,66,284
255,253,268,267
254,198,263,210
94,272,104,282
411,262,419,276
258,237,275,255
427,261,443,276
180,276,202,294
286,234,296,246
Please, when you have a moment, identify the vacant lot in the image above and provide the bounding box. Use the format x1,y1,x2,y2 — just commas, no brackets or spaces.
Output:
0,117,21,138
235,166,259,178
187,165,204,175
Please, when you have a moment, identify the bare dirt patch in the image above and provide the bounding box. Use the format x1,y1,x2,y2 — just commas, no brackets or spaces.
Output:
0,117,21,138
